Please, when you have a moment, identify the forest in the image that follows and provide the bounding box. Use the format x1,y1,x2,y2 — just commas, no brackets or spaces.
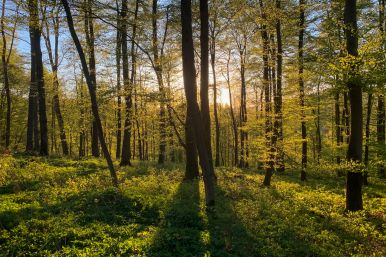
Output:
0,0,385,256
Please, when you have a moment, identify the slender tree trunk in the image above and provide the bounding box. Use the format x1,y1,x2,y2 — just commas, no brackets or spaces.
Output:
275,0,285,172
115,8,122,159
152,0,167,164
238,35,248,169
210,28,220,167
181,0,215,206
364,93,372,185
83,0,99,157
120,0,137,166
344,0,363,211
335,92,342,164
259,0,274,186
377,0,385,178
226,50,238,166
299,0,307,181
1,0,11,149
61,0,118,186
42,3,69,155
199,0,215,171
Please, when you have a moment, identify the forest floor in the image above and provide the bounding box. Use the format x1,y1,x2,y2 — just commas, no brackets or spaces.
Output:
0,155,385,257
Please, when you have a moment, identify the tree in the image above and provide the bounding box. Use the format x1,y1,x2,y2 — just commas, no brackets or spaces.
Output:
41,0,69,155
181,0,215,206
299,0,307,181
120,0,132,166
27,0,48,156
344,0,363,212
0,0,16,150
61,0,118,187
377,0,385,178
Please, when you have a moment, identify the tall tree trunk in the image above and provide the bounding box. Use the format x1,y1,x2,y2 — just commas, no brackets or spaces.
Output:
226,50,238,166
1,0,11,149
200,0,215,171
42,1,69,155
259,0,274,186
120,0,136,166
28,0,48,156
364,93,372,185
299,0,307,181
181,0,215,206
210,23,220,167
377,0,385,178
275,0,285,172
115,7,122,159
152,0,167,164
344,0,363,211
238,34,248,168
83,0,99,157
61,0,118,186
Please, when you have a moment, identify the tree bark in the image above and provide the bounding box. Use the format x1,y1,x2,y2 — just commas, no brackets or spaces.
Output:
83,0,99,157
299,0,307,181
275,0,285,172
120,0,136,166
28,0,48,156
181,0,215,206
115,6,122,159
61,0,118,187
377,0,385,178
1,0,11,149
344,0,363,211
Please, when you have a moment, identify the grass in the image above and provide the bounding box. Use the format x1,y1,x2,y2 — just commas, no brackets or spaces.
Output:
0,155,385,256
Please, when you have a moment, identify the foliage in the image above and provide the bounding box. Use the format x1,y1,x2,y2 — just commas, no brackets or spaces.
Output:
0,156,384,256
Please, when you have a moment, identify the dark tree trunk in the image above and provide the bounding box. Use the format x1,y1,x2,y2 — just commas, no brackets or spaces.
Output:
185,114,199,180
260,0,274,186
83,0,99,157
1,0,11,149
364,93,372,185
61,0,118,187
200,0,214,170
181,0,215,206
344,0,363,211
115,8,122,159
120,0,136,166
299,0,307,181
238,34,248,169
275,0,285,172
28,0,48,156
377,0,385,178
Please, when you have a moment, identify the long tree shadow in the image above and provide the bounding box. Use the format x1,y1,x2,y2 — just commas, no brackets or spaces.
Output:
147,179,206,257
206,186,260,257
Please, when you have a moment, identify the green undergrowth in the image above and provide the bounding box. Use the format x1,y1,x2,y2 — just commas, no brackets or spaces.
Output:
0,156,385,256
